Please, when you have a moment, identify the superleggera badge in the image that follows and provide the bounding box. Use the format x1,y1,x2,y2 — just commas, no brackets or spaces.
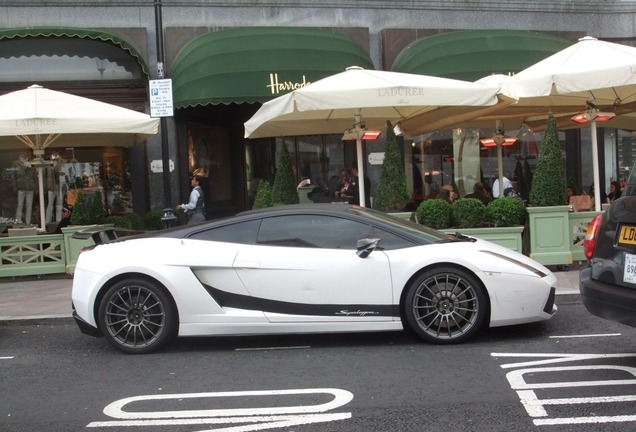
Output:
336,310,379,317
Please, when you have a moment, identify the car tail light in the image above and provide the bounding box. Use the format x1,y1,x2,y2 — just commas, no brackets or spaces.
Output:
583,214,603,260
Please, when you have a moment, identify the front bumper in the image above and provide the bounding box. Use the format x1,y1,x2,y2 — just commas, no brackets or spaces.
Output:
580,265,636,328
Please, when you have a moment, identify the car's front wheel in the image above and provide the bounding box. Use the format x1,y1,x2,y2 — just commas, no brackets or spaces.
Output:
404,267,487,344
98,278,177,354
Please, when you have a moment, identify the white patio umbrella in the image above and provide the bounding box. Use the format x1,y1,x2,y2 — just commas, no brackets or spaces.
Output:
0,84,159,229
497,36,636,210
402,36,636,208
245,66,503,207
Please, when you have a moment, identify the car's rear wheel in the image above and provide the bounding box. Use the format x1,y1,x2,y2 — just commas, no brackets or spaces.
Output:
98,278,177,354
404,267,486,344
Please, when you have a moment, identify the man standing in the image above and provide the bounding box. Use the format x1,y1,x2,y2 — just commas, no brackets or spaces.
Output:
176,168,206,224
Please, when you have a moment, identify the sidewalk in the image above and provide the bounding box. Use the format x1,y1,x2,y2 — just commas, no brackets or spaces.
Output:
0,265,583,322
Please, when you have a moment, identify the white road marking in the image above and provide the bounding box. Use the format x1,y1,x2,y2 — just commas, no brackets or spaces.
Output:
87,413,351,428
535,415,636,425
494,353,636,426
88,388,353,431
549,333,621,338
492,352,636,369
0,356,14,360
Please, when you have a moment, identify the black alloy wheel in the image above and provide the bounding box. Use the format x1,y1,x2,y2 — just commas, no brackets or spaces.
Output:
404,266,487,344
98,278,177,354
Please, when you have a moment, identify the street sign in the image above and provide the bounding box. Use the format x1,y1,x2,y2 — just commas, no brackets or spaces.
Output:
149,79,174,118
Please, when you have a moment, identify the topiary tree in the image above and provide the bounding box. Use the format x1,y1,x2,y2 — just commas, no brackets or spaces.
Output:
374,121,409,211
252,179,273,209
71,191,90,225
88,190,106,224
529,114,567,206
416,198,452,229
271,142,299,205
452,198,486,228
486,197,528,227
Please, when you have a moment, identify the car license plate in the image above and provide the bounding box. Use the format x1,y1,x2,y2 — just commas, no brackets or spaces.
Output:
625,254,636,284
618,225,636,246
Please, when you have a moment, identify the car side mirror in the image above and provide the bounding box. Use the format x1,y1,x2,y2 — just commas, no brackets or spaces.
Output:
356,238,380,258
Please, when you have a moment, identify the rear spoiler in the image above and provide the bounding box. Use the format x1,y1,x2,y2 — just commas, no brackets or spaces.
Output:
71,227,137,246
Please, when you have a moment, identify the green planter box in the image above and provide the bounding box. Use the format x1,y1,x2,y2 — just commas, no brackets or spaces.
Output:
527,205,572,266
440,226,524,253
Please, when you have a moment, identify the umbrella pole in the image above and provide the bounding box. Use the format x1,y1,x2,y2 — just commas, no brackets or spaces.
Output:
591,121,602,211
37,165,46,231
356,136,366,207
497,143,504,198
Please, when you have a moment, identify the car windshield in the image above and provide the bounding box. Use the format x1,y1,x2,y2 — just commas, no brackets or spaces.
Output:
349,207,452,242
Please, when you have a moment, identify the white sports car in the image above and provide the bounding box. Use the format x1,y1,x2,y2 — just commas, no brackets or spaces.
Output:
71,204,557,354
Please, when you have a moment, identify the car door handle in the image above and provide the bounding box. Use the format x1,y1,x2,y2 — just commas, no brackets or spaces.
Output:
234,261,261,269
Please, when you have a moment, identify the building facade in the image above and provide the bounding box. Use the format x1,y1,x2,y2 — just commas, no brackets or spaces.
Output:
1,0,635,224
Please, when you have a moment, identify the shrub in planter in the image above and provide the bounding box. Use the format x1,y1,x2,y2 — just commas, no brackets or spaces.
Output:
452,198,486,228
104,213,144,230
374,121,409,211
416,198,452,229
71,191,90,225
271,143,299,205
88,190,106,224
486,197,528,227
143,209,164,230
252,180,273,209
529,113,567,206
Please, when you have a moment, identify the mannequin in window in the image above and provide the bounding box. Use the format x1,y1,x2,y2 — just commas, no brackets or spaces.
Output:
45,151,66,224
13,149,36,224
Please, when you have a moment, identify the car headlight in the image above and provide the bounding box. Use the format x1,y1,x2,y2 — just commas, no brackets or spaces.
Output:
480,250,548,277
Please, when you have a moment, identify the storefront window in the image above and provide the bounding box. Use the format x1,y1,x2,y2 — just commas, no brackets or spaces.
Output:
617,130,635,183
407,126,552,202
274,135,345,192
0,147,131,228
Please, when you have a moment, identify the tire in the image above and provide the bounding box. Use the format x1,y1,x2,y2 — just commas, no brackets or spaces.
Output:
404,267,487,344
98,278,177,354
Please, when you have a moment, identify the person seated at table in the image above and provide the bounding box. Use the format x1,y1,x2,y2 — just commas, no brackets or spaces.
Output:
464,181,492,204
333,167,355,201
54,207,72,234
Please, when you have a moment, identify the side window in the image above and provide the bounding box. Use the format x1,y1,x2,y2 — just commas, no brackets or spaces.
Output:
257,215,372,249
188,220,260,244
371,228,417,250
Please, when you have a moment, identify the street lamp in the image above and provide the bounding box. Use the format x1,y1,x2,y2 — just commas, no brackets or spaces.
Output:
571,102,616,211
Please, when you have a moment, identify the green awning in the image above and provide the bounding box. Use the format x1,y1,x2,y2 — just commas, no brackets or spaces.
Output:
0,27,149,77
171,27,374,108
391,30,572,82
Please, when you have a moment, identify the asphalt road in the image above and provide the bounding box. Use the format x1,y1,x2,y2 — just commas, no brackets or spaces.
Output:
1,302,636,432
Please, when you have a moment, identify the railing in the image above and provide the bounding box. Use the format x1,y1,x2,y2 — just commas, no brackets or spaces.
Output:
0,224,110,278
0,234,66,278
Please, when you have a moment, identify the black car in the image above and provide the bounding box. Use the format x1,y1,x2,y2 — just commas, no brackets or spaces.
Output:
580,165,636,327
